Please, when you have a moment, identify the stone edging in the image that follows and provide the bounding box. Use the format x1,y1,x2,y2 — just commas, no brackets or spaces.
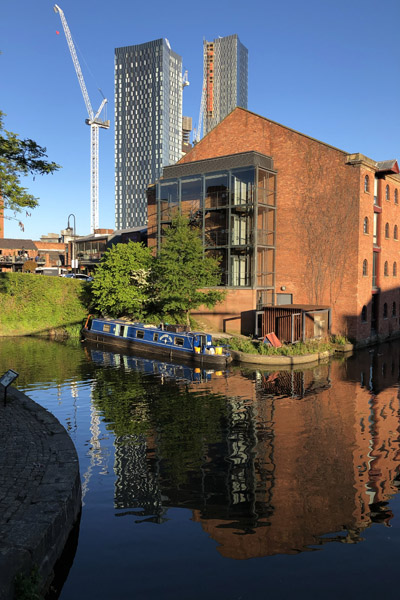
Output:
0,388,81,600
230,349,336,366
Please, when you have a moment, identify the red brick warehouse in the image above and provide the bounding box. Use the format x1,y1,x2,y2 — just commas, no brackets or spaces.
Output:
148,107,400,344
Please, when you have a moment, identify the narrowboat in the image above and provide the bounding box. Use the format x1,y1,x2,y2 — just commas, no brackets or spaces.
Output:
83,316,232,367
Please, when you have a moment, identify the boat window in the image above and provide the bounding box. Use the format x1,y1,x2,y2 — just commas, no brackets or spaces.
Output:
174,337,185,346
103,324,110,333
120,326,125,337
136,330,145,339
153,333,159,341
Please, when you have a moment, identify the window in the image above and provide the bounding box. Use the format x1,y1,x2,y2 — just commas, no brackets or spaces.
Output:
361,305,367,322
103,324,110,333
363,217,369,234
153,332,159,342
395,189,399,205
384,261,389,276
394,262,397,277
174,337,185,346
385,222,390,238
363,259,368,276
383,302,388,318
386,184,390,201
364,175,370,193
136,330,145,339
393,302,397,317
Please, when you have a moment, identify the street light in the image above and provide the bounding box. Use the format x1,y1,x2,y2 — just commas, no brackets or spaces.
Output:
67,214,76,274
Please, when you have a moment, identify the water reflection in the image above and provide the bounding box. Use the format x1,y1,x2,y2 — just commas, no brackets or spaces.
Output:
87,343,400,559
1,336,400,592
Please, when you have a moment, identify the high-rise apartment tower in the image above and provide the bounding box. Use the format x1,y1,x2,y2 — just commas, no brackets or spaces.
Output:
115,39,183,229
203,34,248,136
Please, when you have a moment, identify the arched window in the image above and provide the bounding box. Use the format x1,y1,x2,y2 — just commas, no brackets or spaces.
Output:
395,189,399,204
363,217,369,234
393,302,397,317
384,261,389,276
385,222,390,238
394,225,398,240
386,184,390,201
394,262,397,277
383,302,388,318
364,175,370,193
363,259,368,276
361,305,367,322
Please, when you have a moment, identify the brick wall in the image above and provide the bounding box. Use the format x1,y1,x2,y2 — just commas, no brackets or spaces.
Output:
179,108,361,337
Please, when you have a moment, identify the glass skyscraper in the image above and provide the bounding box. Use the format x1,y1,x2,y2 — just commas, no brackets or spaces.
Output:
203,34,248,136
115,39,183,229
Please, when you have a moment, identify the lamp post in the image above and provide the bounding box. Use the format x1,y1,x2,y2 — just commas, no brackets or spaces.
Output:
67,214,76,274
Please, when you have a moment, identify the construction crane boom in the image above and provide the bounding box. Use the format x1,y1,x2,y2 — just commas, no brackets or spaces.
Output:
54,4,109,233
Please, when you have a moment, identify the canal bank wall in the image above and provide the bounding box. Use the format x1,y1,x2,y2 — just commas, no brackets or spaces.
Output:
0,387,81,600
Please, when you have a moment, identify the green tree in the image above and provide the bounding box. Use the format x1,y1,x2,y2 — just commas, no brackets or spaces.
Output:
152,216,225,325
0,112,60,219
91,241,152,318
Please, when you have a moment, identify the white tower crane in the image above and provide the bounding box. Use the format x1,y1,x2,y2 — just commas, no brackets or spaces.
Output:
54,4,110,233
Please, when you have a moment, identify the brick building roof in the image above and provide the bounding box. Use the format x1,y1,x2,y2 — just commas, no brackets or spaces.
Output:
0,239,37,251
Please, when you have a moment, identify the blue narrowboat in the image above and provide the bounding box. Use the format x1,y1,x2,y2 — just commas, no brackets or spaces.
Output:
83,316,232,367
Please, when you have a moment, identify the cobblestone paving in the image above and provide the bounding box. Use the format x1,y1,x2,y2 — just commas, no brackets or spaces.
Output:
0,387,81,600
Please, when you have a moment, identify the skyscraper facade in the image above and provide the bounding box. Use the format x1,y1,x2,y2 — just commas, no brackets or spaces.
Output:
115,39,183,229
203,34,248,136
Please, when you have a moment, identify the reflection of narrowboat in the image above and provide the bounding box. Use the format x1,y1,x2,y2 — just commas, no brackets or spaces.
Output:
83,317,232,367
89,348,225,384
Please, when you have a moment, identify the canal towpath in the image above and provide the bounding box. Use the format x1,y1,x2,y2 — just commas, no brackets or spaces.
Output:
0,386,81,600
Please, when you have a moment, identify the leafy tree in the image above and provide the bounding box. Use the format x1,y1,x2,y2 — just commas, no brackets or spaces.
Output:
91,241,152,318
22,259,36,273
152,216,225,325
0,111,60,226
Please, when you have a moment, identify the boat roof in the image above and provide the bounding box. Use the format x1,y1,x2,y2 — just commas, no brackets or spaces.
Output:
92,318,207,336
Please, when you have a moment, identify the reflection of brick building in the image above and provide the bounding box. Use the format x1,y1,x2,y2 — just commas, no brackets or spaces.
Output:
192,354,400,559
104,345,400,560
149,107,400,344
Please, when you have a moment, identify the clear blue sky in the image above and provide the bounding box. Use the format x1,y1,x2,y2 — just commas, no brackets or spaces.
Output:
1,0,399,240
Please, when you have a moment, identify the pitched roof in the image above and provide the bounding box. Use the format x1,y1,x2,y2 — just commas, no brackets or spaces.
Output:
376,160,400,174
0,239,37,250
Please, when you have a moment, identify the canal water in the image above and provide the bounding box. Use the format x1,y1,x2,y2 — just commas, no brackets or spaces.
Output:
1,337,400,599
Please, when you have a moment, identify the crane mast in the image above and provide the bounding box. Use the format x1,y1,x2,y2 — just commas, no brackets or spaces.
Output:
54,4,109,233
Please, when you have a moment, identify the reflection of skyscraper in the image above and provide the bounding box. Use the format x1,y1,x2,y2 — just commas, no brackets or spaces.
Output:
115,39,183,229
203,34,248,136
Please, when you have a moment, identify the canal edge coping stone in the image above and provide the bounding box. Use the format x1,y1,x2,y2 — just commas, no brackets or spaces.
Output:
0,387,81,600
230,349,337,366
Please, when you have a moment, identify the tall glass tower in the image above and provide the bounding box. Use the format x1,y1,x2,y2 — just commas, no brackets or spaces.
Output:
203,34,248,136
115,39,183,229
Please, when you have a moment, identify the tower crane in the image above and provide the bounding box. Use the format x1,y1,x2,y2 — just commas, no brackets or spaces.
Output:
54,4,110,233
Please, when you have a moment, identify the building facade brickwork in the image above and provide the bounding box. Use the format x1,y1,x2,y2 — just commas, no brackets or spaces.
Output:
149,107,400,342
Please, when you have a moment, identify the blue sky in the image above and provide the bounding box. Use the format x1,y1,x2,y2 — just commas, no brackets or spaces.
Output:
1,0,399,240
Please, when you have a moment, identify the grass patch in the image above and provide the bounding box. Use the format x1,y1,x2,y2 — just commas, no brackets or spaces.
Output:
223,336,335,356
14,566,42,600
0,272,89,337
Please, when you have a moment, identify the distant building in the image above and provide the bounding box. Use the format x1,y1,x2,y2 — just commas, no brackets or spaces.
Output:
74,227,147,271
0,238,66,272
182,116,192,155
203,34,248,136
115,39,183,230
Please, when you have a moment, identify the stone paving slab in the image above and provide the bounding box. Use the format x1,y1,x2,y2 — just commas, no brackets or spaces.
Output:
0,387,81,600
